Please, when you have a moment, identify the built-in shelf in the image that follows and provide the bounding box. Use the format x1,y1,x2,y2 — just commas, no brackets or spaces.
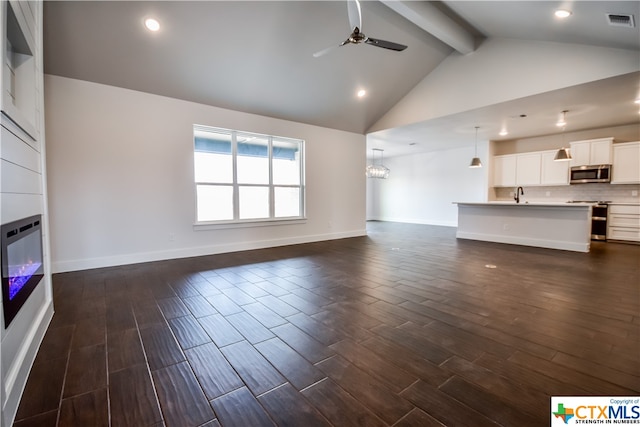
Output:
2,0,37,140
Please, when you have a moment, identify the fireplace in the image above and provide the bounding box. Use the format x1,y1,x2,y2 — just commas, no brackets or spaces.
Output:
2,215,44,328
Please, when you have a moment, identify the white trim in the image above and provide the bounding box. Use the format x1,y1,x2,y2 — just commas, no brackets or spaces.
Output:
456,231,590,252
51,229,367,273
2,300,53,427
194,218,307,231
368,216,457,227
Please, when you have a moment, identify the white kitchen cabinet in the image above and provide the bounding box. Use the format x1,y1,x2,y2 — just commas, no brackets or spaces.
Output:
611,141,640,184
516,152,541,186
570,137,613,166
608,204,640,243
540,150,569,185
493,154,516,187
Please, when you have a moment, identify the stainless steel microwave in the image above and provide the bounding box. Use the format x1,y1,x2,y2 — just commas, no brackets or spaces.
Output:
570,164,611,184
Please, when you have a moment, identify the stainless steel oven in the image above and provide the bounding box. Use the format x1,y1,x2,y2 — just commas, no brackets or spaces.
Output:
566,201,609,241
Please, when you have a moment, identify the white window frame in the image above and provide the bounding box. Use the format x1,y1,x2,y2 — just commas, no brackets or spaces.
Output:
193,125,306,229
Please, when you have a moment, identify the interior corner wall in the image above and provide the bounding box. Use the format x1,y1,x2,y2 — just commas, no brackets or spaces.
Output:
44,75,366,273
369,38,640,133
366,143,489,226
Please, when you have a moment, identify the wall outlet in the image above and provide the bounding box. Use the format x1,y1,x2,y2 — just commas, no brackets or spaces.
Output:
546,191,551,197
503,223,510,231
169,233,176,242
632,190,638,197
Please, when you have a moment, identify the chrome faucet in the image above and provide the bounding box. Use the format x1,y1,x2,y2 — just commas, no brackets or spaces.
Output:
514,186,524,203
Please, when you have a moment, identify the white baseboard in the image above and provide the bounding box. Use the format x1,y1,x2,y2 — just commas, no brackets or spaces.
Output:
369,217,457,227
52,229,367,273
456,231,590,253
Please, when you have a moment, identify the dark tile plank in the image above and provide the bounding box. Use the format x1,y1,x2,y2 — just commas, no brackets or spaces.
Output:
109,364,163,427
197,314,244,347
106,304,136,333
139,323,185,371
219,340,286,395
258,383,331,427
71,315,106,349
271,323,334,364
34,325,74,362
133,301,166,328
15,357,67,420
185,343,244,400
210,387,275,427
329,339,417,393
226,311,275,344
152,361,215,427
360,336,450,387
400,380,498,427
204,294,243,316
58,388,109,427
370,324,453,365
182,295,218,318
439,376,541,427
12,410,58,427
316,355,414,425
301,379,386,427
167,315,211,350
157,297,190,319
255,338,325,390
221,287,256,305
256,294,300,317
393,408,445,427
286,312,343,346
107,328,146,373
63,344,107,398
242,301,287,328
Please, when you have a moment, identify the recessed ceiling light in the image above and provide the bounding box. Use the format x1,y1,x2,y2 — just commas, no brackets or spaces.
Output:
635,98,640,104
499,130,508,136
357,89,366,98
555,9,572,19
144,18,160,32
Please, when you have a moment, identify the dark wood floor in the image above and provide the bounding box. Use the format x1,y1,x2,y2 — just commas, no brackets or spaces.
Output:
12,221,640,427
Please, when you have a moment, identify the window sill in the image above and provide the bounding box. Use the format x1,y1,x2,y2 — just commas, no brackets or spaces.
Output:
193,218,307,231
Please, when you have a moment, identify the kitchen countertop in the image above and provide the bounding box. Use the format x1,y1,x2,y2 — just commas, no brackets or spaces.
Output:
454,201,594,207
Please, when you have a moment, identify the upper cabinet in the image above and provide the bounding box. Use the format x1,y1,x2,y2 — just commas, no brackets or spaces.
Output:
493,154,517,187
611,141,640,184
493,150,568,187
516,152,541,186
540,150,569,185
569,137,613,166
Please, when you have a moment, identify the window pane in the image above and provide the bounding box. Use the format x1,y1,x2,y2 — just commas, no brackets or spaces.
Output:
194,129,232,183
275,187,300,217
237,134,269,184
273,139,300,185
196,185,233,221
194,152,232,183
239,186,269,219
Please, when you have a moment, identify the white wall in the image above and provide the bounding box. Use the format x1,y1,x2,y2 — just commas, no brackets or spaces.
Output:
369,38,640,133
367,143,489,226
44,75,366,273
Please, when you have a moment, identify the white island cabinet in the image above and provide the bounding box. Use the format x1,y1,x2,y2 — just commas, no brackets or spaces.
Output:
455,202,593,252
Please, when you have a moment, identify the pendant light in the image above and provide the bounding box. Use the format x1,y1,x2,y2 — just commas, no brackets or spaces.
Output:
554,110,572,161
366,148,390,179
469,126,482,168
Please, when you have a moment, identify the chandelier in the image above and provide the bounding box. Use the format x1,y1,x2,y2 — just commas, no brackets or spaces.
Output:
366,148,390,179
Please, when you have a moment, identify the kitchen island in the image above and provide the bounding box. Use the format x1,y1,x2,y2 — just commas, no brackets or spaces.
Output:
455,202,593,252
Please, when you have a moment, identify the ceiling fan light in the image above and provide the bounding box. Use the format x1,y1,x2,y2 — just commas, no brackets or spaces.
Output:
554,9,572,18
554,147,572,161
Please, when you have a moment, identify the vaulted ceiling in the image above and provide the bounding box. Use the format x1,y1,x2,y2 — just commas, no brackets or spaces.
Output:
44,1,640,155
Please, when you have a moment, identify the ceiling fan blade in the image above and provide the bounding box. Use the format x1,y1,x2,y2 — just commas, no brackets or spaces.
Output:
313,44,339,58
365,37,407,52
347,0,362,31
313,38,352,58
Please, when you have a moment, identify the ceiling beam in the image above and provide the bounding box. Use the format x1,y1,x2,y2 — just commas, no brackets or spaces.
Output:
380,0,476,54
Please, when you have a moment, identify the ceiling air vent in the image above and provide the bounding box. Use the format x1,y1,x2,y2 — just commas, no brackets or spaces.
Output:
606,13,635,28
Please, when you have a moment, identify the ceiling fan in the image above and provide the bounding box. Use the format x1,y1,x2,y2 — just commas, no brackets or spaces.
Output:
313,0,408,58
